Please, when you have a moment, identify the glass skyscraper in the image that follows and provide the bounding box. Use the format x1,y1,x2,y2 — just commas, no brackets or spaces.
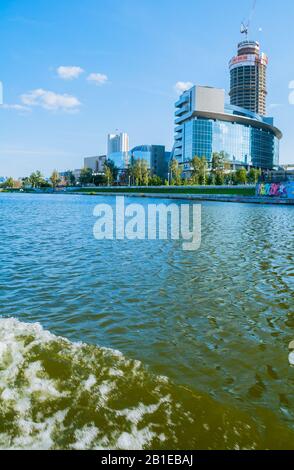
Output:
107,132,130,170
173,85,282,171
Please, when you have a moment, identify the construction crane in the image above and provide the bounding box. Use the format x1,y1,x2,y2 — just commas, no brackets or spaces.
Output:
240,0,257,38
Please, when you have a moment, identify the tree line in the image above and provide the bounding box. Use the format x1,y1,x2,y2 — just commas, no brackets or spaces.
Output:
170,152,261,186
1,152,262,190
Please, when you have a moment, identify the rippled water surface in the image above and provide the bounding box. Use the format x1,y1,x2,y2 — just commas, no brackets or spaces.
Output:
0,193,293,449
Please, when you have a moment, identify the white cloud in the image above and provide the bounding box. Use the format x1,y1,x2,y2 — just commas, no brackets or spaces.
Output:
174,81,193,96
87,73,108,86
1,103,30,111
289,80,294,89
57,66,84,80
21,89,81,112
258,27,263,32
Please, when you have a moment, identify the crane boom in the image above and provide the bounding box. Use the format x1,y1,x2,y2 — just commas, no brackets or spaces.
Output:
240,0,257,38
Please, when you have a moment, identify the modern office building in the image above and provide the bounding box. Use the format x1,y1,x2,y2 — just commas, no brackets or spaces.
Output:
173,85,282,172
229,40,268,116
107,132,129,157
84,155,106,173
107,132,130,170
130,145,169,179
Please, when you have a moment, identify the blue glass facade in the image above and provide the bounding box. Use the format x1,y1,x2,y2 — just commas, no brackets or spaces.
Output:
180,117,279,168
173,86,282,171
130,145,168,179
108,151,130,170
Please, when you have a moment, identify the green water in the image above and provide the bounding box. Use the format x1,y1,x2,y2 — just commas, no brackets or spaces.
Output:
0,193,293,449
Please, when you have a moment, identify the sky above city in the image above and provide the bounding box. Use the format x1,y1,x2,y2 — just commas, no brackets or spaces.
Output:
1,0,294,177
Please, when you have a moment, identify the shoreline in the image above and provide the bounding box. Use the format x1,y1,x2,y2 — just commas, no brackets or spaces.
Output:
1,189,293,205
76,191,294,205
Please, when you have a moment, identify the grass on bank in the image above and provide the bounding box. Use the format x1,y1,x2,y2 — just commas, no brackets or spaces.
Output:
74,186,256,196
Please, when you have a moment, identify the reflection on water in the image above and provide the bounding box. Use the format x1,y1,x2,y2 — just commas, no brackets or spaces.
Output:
0,193,293,449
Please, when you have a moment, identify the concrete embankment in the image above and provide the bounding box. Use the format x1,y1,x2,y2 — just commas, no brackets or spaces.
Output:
81,192,294,205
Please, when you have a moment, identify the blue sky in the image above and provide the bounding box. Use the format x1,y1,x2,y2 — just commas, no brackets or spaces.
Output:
1,0,293,177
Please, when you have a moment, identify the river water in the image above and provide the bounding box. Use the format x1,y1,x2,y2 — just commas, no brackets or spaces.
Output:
0,193,293,449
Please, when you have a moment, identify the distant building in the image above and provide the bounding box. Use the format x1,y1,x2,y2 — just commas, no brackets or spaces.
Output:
107,132,129,157
229,40,268,116
130,145,169,179
107,132,130,170
173,85,282,172
73,169,82,182
84,155,107,173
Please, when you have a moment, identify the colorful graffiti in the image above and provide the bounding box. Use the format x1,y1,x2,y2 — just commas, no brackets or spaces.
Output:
256,182,294,198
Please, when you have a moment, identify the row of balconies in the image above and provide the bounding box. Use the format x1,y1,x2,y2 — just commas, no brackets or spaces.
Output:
175,93,190,108
175,104,190,117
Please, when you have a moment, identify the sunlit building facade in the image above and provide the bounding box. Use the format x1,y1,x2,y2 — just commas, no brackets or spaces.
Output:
173,85,282,172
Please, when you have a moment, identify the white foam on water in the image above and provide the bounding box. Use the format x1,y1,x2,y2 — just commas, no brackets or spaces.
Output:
0,317,175,450
72,426,99,450
83,375,96,391
25,361,67,400
0,317,271,451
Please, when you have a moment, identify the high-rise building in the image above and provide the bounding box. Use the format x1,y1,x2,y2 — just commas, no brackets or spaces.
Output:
107,132,129,157
107,132,130,170
229,40,268,116
173,85,282,171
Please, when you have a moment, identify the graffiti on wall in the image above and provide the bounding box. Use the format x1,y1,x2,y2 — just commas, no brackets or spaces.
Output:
256,182,294,198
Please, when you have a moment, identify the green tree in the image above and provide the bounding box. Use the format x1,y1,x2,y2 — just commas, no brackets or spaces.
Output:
104,160,118,185
149,175,163,186
190,156,201,185
79,168,93,186
128,159,149,186
21,177,31,188
190,156,208,185
211,152,228,186
104,164,113,186
50,170,61,189
215,172,225,186
3,177,15,189
64,171,76,187
141,160,149,186
29,171,45,189
170,158,182,186
247,168,260,184
211,152,225,173
132,160,142,186
93,174,107,186
235,167,248,185
207,173,216,186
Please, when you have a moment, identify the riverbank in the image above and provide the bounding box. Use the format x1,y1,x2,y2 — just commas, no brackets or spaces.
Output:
74,186,256,196
2,187,293,204
75,189,294,205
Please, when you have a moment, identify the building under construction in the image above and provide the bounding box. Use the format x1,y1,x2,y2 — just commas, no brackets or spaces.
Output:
229,40,268,116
